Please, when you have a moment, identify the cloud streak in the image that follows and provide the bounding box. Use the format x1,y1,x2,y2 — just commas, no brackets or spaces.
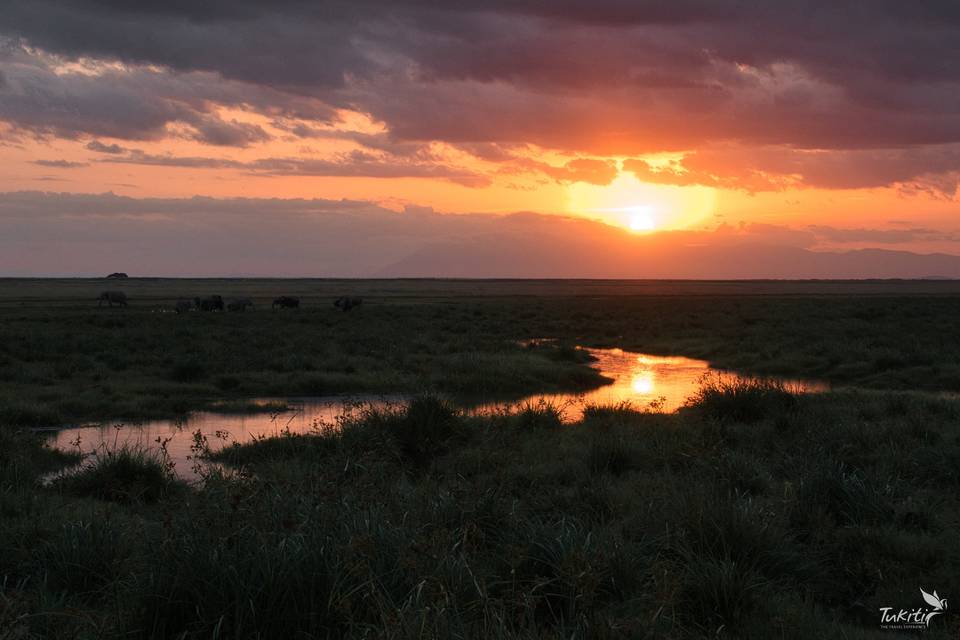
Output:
31,159,88,168
96,149,492,186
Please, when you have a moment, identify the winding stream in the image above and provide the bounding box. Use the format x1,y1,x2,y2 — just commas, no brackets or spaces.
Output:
44,347,826,479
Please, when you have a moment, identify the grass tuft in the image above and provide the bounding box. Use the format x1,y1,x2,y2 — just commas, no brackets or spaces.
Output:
687,376,798,423
391,395,463,466
514,399,566,430
53,446,186,503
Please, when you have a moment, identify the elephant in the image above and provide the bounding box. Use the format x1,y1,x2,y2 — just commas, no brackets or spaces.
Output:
174,299,193,313
97,291,128,307
226,297,254,312
272,296,300,309
194,295,224,312
334,296,363,311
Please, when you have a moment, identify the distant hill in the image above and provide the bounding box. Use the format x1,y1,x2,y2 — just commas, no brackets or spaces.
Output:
376,240,960,280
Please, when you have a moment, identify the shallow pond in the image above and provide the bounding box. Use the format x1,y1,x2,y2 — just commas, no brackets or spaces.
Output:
45,347,826,479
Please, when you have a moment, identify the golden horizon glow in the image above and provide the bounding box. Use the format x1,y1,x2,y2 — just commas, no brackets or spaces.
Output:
4,123,960,256
567,173,717,232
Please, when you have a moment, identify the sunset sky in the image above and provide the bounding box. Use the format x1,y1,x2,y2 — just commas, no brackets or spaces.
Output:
2,1,960,276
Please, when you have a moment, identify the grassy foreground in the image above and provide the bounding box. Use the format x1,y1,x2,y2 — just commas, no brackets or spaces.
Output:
3,388,960,638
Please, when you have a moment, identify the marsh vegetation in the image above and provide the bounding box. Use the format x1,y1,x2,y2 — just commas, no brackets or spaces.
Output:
2,279,960,429
1,279,959,638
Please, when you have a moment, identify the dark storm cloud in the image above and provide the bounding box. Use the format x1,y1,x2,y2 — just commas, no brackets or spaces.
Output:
3,1,960,188
0,2,370,90
0,46,194,140
0,42,333,143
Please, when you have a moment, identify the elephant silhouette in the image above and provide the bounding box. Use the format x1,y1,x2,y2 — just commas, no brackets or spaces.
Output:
97,291,128,307
272,296,300,309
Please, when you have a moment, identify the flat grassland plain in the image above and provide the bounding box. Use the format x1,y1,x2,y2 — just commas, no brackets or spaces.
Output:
2,279,960,639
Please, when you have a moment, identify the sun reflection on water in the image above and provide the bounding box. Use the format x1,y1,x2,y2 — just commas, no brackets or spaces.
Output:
631,372,655,394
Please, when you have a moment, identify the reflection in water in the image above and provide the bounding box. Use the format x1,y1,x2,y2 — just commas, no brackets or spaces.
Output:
632,372,654,394
45,348,825,480
46,398,404,482
468,349,825,421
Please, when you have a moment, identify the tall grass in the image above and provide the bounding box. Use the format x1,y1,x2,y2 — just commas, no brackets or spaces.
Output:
4,380,960,637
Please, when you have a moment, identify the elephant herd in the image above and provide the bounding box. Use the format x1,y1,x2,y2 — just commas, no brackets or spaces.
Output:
180,295,256,312
182,295,248,312
97,291,363,312
180,295,297,312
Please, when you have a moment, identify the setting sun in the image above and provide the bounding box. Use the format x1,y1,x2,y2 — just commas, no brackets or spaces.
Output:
628,206,657,232
567,173,716,232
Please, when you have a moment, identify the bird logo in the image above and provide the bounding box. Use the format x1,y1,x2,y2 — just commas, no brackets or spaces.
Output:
920,588,947,627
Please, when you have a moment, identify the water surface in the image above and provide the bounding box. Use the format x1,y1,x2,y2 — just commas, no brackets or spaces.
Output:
476,347,824,418
46,347,825,479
